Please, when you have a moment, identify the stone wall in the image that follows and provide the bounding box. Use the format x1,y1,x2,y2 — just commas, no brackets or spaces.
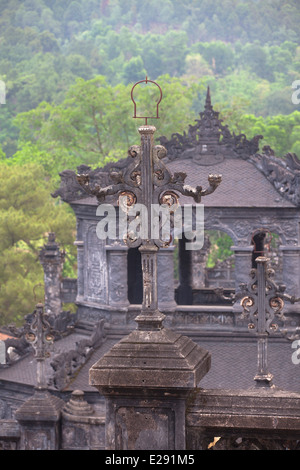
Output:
2,385,300,450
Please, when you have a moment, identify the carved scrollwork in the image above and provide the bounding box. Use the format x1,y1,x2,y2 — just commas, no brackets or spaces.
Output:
123,145,142,187
75,143,221,209
176,173,222,203
240,259,287,335
159,190,179,209
250,152,300,207
118,191,137,212
25,304,54,360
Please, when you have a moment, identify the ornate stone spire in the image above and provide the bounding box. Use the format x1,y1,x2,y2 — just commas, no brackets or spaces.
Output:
204,85,212,110
158,87,263,163
39,233,65,316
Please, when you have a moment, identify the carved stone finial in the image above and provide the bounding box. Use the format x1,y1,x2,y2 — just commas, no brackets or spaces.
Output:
39,233,65,317
39,232,64,262
63,390,94,417
205,86,212,111
25,303,55,390
240,256,288,387
158,88,263,163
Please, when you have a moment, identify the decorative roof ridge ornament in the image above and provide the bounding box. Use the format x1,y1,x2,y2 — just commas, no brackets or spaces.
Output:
204,85,213,110
158,86,263,164
249,150,300,206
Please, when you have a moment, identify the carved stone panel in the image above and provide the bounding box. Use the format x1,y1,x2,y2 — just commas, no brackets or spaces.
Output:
84,224,108,305
115,406,175,450
280,246,300,295
23,427,55,450
107,248,129,306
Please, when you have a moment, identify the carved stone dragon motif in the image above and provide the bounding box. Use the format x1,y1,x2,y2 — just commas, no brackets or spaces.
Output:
249,151,300,207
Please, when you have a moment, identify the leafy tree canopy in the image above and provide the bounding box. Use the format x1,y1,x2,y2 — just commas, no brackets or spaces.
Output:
0,162,76,325
0,0,299,325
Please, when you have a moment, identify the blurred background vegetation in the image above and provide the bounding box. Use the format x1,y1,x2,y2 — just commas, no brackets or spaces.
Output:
0,0,299,324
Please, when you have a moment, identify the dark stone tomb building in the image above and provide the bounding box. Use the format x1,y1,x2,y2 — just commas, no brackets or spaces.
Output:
1,89,300,450
51,88,300,334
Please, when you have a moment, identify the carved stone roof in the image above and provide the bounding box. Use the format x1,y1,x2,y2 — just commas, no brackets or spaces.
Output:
2,334,300,394
52,88,300,209
167,155,296,208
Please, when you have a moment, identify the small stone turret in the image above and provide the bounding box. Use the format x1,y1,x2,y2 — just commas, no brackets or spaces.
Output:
39,233,65,316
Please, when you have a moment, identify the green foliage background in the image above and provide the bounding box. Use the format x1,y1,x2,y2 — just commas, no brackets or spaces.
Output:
0,0,299,324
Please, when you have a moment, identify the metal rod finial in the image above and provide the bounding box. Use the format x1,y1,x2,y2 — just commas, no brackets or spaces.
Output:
130,77,162,125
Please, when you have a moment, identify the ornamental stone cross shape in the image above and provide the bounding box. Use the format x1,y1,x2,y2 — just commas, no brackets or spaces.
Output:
25,303,54,390
76,80,222,450
240,256,295,387
76,79,222,332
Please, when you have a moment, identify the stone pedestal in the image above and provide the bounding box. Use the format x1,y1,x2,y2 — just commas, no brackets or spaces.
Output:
89,327,211,450
15,389,64,450
61,390,105,450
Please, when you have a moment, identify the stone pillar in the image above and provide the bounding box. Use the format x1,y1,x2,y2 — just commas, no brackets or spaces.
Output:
231,246,254,289
231,245,253,311
84,120,214,450
157,247,177,311
0,340,5,364
15,389,64,450
279,245,300,297
177,237,193,305
89,328,211,450
74,217,84,302
106,244,129,308
39,233,65,316
74,240,84,302
191,235,211,289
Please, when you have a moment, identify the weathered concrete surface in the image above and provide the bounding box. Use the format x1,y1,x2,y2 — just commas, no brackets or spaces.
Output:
90,328,210,390
186,387,300,449
61,390,105,450
89,326,211,450
15,389,64,450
